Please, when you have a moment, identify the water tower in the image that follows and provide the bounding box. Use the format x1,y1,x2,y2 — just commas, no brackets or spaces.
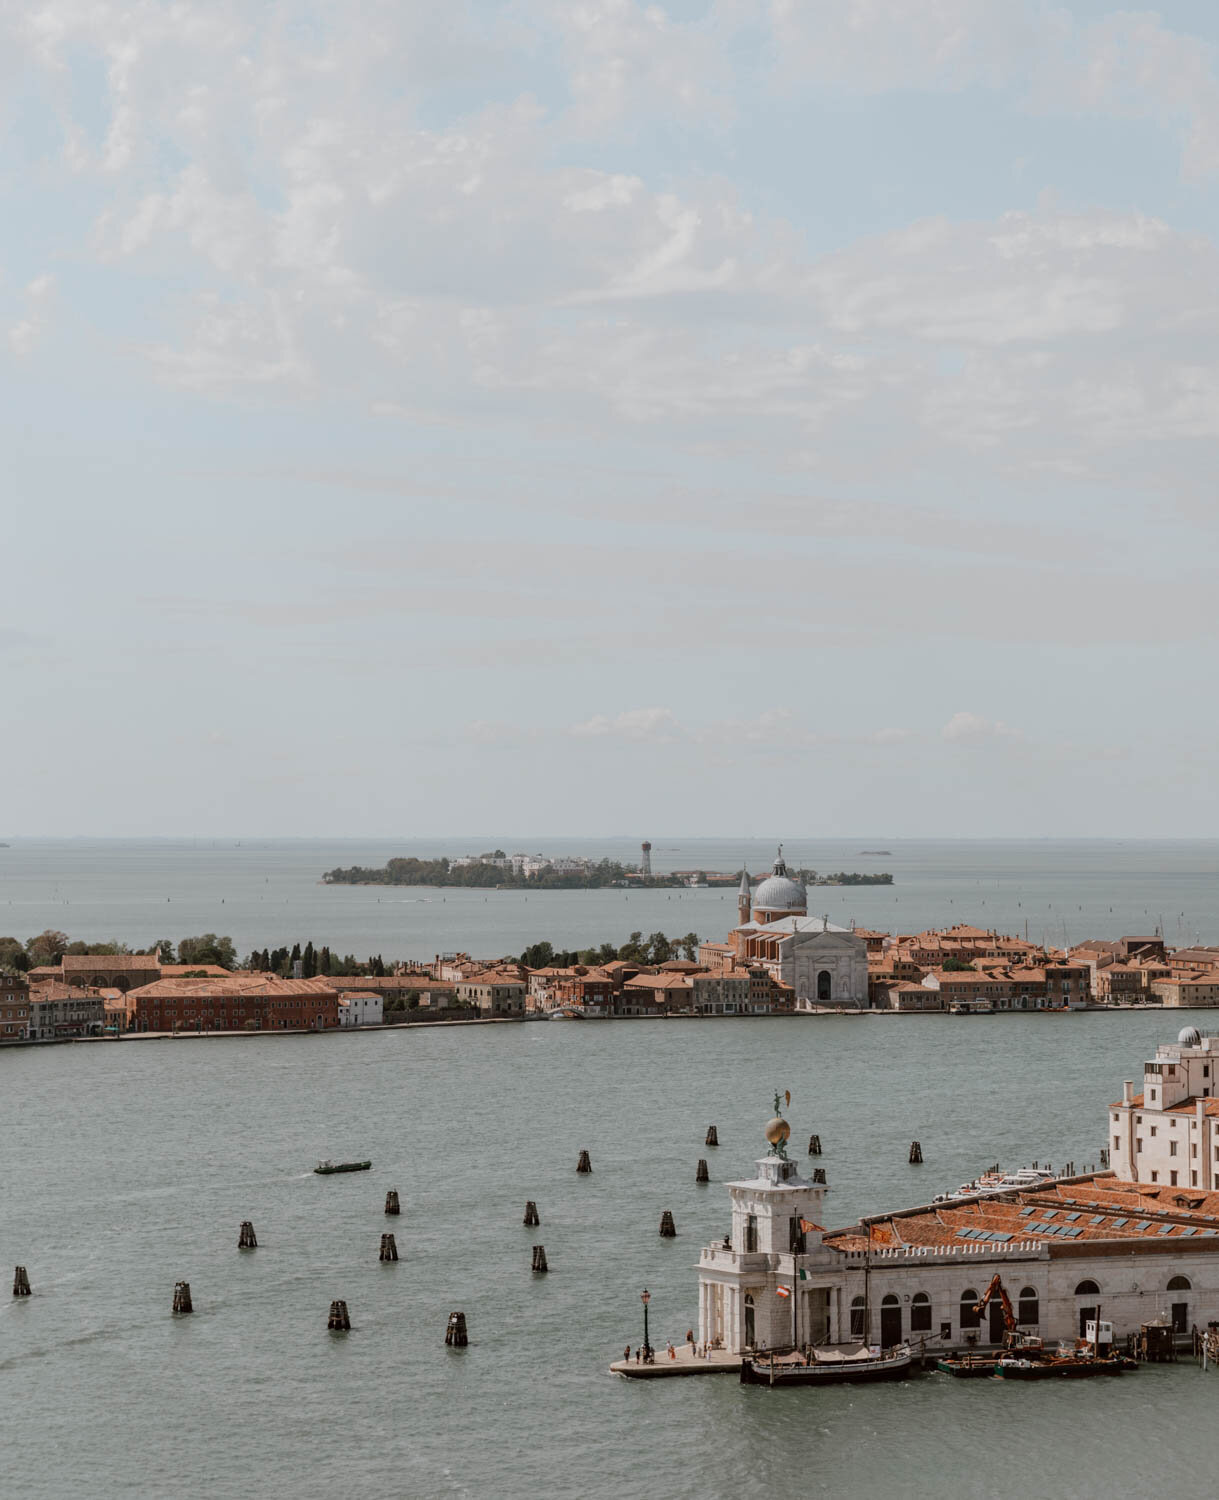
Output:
640,841,652,878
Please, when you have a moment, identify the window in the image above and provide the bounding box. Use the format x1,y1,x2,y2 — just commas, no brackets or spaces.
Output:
1170,1141,1178,1156
744,1215,758,1254
1151,1171,1159,1182
1136,1137,1143,1153
910,1292,932,1332
1113,1136,1120,1150
1017,1287,1039,1325
849,1296,867,1339
1074,1280,1100,1296
959,1289,981,1330
1167,1275,1191,1291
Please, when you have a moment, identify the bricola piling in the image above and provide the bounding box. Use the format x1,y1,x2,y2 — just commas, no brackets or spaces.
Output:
695,1159,710,1183
172,1282,193,1315
576,1150,592,1173
385,1190,400,1216
379,1233,398,1262
328,1300,351,1331
659,1210,677,1238
812,1167,827,1185
12,1266,30,1297
238,1221,258,1248
445,1311,468,1347
909,1140,923,1164
532,1245,549,1273
705,1126,718,1147
523,1200,540,1225
808,1134,821,1155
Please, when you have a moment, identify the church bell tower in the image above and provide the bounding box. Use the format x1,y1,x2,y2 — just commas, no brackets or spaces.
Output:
737,866,751,926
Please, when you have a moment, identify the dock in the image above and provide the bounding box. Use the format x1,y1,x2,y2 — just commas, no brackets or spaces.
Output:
610,1345,741,1378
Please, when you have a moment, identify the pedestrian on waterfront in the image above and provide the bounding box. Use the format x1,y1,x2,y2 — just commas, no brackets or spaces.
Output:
634,1347,641,1363
624,1345,630,1363
667,1341,676,1360
686,1328,695,1346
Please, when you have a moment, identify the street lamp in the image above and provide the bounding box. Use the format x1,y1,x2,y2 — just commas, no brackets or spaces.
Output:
641,1288,651,1360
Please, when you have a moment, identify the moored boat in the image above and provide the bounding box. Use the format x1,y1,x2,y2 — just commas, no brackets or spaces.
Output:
936,1354,1000,1378
740,1343,915,1386
314,1159,372,1174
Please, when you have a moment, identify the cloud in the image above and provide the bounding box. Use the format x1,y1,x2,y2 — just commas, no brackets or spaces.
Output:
8,273,55,355
568,706,682,741
941,711,1020,743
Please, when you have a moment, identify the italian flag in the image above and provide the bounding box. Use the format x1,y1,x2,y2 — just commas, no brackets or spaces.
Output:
775,1285,791,1299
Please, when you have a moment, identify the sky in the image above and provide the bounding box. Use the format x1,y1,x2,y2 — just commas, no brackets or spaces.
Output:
4,0,1219,839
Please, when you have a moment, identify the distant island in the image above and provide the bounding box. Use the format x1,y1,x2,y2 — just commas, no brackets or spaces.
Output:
859,850,891,856
323,855,893,889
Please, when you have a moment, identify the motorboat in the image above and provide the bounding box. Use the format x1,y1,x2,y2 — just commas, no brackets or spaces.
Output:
314,1159,372,1174
740,1343,915,1386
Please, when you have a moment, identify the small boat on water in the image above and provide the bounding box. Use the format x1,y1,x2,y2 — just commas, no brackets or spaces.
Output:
740,1343,915,1386
933,1166,1057,1203
937,1354,1000,1378
314,1160,372,1175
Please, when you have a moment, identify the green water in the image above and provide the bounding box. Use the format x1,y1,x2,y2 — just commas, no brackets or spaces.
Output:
1,1011,1214,1499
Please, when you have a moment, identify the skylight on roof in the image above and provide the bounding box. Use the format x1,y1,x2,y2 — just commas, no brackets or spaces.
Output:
1041,1209,1057,1219
1111,1218,1128,1228
1157,1224,1173,1235
1089,1215,1106,1225
1135,1221,1152,1231
1064,1212,1081,1222
1018,1207,1035,1217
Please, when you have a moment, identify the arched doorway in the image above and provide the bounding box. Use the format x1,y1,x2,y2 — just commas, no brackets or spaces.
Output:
1075,1279,1099,1338
910,1292,931,1333
1168,1274,1191,1333
880,1294,902,1348
743,1293,756,1348
817,970,832,1002
959,1289,980,1335
1017,1287,1039,1326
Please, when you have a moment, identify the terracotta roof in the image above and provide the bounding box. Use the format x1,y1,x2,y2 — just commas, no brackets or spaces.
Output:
138,976,337,999
623,973,693,992
825,1173,1219,1254
62,954,160,972
158,964,233,978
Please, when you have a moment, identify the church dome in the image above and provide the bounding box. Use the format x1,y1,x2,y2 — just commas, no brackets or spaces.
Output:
753,847,807,914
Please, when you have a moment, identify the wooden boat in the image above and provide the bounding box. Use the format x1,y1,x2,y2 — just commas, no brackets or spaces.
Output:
740,1343,915,1386
996,1352,1125,1379
937,1355,1000,1378
314,1159,372,1175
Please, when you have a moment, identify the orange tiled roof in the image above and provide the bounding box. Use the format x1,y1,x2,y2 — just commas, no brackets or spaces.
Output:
62,953,160,971
138,976,337,999
825,1173,1219,1255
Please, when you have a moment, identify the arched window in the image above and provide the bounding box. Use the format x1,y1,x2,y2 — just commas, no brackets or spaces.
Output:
1017,1287,1039,1325
880,1294,902,1347
1074,1280,1100,1296
817,970,832,1002
959,1289,980,1329
910,1291,932,1332
1168,1275,1191,1291
849,1295,866,1339
743,1293,756,1348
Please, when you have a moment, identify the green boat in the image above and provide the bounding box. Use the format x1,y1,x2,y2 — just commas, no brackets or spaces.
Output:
937,1355,1000,1378
314,1159,372,1174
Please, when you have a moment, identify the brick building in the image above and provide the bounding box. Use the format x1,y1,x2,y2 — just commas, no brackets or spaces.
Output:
1,974,30,1040
134,975,340,1032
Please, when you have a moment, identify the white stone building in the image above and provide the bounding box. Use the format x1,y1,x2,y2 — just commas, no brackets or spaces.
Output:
338,991,384,1027
725,850,869,1008
698,1040,1219,1355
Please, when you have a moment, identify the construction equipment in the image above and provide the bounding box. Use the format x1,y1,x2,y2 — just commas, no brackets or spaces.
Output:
972,1273,1017,1335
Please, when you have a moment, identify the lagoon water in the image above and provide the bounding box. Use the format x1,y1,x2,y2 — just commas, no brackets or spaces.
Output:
3,1012,1218,1500
3,839,1219,1498
1,836,1218,961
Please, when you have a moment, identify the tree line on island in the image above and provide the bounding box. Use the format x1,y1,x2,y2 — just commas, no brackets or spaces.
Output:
322,855,893,887
518,930,701,968
0,931,388,978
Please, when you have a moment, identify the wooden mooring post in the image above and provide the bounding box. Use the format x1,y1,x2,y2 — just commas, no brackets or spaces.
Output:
812,1167,827,1185
238,1221,258,1249
384,1190,400,1217
576,1150,592,1174
695,1159,710,1183
705,1125,719,1147
523,1200,540,1226
445,1311,468,1347
909,1141,923,1165
12,1266,30,1297
808,1134,821,1156
379,1233,398,1262
172,1282,193,1315
531,1245,549,1273
328,1299,351,1331
659,1210,677,1238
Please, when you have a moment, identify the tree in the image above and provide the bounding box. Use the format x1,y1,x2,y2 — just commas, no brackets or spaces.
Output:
618,931,647,962
302,941,317,979
0,937,28,973
520,940,555,970
147,940,176,964
177,934,237,969
942,957,974,972
678,931,700,961
26,929,70,967
646,931,673,964
318,946,332,976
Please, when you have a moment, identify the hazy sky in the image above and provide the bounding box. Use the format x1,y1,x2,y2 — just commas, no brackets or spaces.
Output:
5,0,1219,838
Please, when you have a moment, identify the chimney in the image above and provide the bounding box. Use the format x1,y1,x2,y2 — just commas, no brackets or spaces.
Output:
1123,1080,1134,1105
